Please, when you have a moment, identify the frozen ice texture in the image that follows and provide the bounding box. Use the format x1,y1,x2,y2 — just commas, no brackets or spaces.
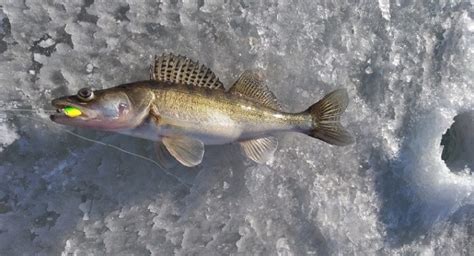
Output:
0,0,473,255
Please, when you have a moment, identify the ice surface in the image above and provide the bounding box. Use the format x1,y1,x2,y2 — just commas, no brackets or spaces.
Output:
0,0,473,255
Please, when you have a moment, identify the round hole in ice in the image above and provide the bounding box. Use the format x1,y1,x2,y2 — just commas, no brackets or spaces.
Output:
440,111,474,175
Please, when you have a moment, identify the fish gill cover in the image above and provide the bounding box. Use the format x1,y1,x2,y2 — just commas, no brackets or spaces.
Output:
0,0,473,255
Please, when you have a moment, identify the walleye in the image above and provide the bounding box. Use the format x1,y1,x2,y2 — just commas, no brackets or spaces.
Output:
51,54,353,167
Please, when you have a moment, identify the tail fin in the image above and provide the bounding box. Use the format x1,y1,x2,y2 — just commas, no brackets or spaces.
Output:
306,89,354,146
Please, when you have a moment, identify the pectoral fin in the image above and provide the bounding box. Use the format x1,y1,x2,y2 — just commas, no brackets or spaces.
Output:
162,136,205,167
240,136,278,164
155,142,177,169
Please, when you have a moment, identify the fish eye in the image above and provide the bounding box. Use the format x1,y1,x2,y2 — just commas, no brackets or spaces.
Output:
77,88,94,101
118,102,129,114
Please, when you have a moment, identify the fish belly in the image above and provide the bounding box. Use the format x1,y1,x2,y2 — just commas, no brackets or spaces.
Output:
157,111,245,145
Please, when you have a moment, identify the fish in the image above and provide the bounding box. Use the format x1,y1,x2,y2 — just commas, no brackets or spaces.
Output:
50,53,354,167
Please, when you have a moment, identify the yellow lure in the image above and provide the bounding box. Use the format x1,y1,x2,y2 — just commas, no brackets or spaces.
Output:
63,106,82,117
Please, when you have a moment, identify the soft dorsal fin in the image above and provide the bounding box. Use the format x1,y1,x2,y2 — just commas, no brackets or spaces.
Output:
229,70,281,110
152,53,224,90
240,136,278,164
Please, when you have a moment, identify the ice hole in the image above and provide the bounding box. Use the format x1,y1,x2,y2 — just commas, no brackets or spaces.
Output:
440,111,474,174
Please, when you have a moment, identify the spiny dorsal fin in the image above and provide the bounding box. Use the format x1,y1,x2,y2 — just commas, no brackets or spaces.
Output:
152,53,224,90
240,136,278,164
230,70,282,110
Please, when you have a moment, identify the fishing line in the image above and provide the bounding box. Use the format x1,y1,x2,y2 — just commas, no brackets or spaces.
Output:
2,110,192,188
1,108,56,113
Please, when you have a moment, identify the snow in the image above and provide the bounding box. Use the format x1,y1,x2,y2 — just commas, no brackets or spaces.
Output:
0,122,19,152
0,0,473,255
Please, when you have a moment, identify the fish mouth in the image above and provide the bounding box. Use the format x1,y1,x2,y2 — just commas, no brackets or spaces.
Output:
50,99,93,122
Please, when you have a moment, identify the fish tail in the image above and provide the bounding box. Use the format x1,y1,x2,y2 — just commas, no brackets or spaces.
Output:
305,89,354,146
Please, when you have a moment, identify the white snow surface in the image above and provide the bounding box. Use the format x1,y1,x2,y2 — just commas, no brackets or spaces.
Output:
0,1,473,255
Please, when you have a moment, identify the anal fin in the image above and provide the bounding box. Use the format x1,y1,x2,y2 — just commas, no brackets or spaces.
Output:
240,136,278,164
162,136,205,167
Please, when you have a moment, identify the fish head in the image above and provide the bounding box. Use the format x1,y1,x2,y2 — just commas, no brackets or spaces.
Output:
50,85,153,131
